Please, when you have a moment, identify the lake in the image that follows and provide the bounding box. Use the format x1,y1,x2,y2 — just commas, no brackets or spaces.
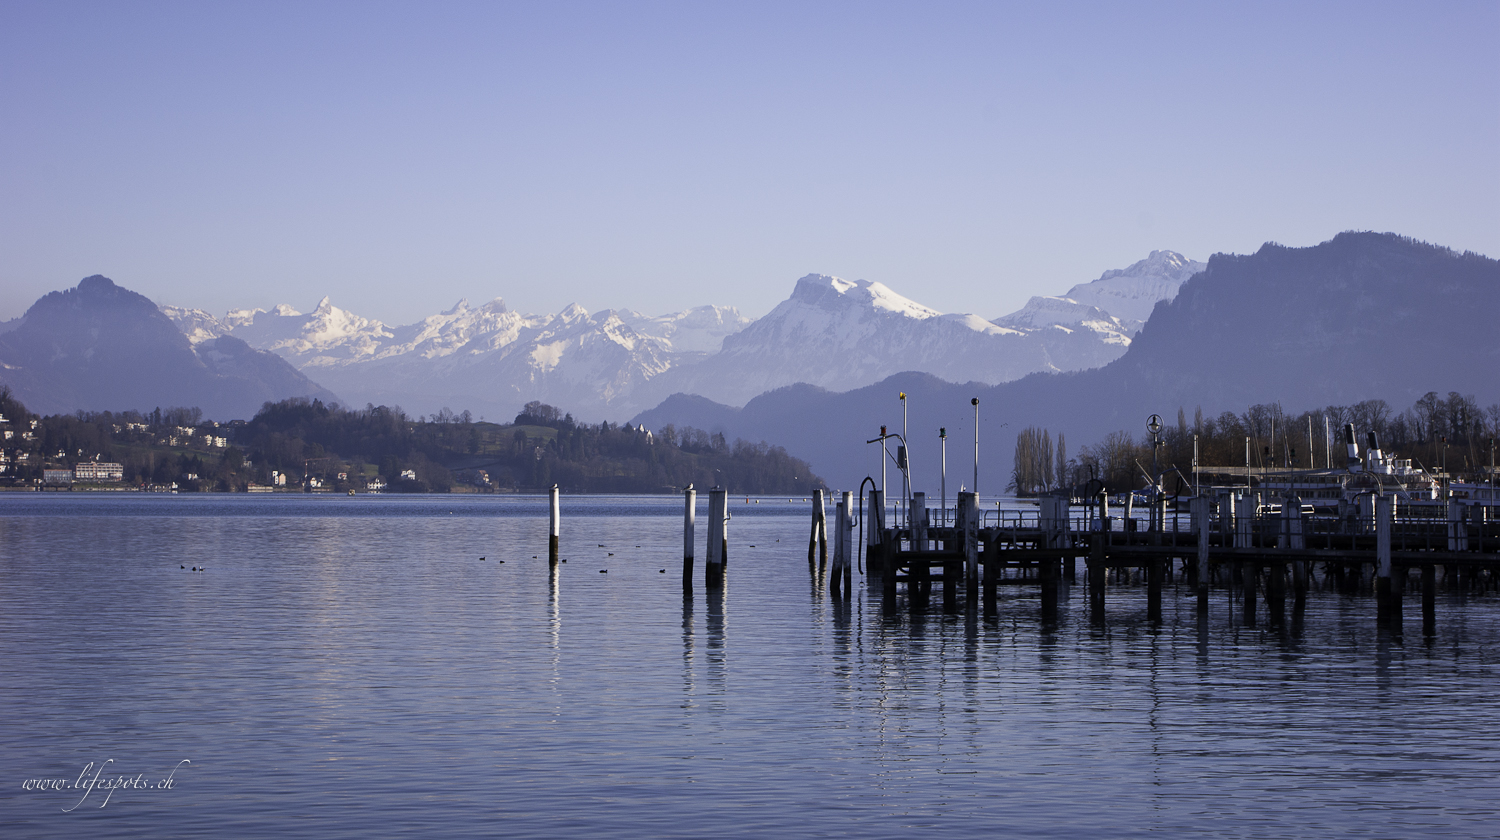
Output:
2,493,1497,838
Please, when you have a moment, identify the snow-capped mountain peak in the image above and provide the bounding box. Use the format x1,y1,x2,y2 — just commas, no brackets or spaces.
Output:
790,274,940,320
1059,249,1206,325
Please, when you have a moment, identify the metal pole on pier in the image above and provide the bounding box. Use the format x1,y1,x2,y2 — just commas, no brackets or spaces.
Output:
940,428,947,515
971,398,979,498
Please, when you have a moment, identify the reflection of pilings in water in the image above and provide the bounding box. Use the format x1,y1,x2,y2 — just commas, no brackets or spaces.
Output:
547,563,561,694
705,579,726,689
681,590,695,700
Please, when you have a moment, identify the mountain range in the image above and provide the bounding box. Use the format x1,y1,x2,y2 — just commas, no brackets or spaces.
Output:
633,232,1500,490
158,249,1203,420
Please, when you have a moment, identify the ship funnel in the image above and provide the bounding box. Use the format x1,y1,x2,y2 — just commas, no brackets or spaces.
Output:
1366,430,1385,472
1344,423,1361,470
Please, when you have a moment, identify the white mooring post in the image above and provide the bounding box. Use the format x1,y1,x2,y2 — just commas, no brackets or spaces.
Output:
548,484,560,566
683,486,696,589
1376,495,1394,625
707,488,727,587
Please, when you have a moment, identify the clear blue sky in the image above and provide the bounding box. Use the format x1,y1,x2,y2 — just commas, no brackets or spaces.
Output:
3,1,1496,325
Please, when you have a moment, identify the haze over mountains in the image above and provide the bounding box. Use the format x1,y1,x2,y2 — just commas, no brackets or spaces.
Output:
155,249,1202,421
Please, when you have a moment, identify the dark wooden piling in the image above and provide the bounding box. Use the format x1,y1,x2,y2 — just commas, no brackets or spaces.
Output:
841,490,854,596
1242,563,1257,627
1266,563,1285,625
1147,558,1163,624
683,486,696,589
1089,529,1106,622
1422,563,1436,636
1193,496,1211,616
865,489,884,592
982,527,999,614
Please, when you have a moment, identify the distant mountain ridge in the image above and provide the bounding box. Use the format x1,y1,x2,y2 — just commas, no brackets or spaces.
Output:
0,275,339,419
161,251,1195,420
633,233,1500,490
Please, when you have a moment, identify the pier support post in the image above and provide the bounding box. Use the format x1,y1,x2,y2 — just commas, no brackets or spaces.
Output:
868,489,886,580
1376,495,1393,626
1147,558,1163,624
1193,496,1210,616
683,486,696,590
1089,529,1106,623
707,487,727,588
983,527,999,614
830,491,853,598
1266,562,1285,625
548,484,560,566
1242,563,1257,627
808,489,824,572
1422,563,1436,636
842,490,854,596
912,492,927,552
959,491,979,608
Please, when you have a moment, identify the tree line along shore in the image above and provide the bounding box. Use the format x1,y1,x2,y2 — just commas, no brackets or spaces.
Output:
0,391,825,495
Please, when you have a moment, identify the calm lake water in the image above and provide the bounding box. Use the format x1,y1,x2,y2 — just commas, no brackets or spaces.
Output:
2,493,1497,838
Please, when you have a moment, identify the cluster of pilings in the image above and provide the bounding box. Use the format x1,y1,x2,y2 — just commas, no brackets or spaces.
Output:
849,488,1500,633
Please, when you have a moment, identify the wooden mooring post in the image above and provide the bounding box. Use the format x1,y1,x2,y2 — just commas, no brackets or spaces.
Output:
548,484,560,566
707,487,727,588
683,485,696,590
1193,496,1210,616
831,491,853,598
1375,495,1393,626
959,491,979,609
868,489,886,582
808,489,827,573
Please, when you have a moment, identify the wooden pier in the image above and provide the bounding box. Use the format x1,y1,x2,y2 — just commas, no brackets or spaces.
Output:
863,491,1500,634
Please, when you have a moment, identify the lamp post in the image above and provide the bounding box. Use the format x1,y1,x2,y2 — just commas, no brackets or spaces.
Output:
971,398,979,497
940,427,948,514
1147,414,1162,531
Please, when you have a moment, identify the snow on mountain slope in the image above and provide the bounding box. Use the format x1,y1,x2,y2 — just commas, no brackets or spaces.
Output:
618,305,750,354
1055,249,1205,326
159,305,230,344
636,274,1056,408
158,251,1197,421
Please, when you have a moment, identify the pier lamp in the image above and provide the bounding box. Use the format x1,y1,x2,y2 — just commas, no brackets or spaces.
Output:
1147,414,1162,530
940,427,947,514
972,398,979,497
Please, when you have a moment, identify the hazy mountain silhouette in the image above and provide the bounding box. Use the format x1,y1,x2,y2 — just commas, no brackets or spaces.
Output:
0,275,340,419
